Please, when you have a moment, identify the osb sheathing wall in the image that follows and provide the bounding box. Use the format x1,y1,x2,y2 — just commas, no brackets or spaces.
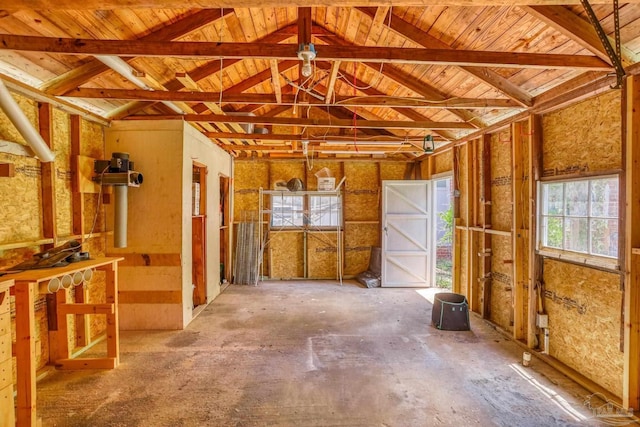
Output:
541,91,623,397
0,93,107,380
490,131,514,332
234,160,408,279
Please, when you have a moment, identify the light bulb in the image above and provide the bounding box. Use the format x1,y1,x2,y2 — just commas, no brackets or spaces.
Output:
301,61,312,78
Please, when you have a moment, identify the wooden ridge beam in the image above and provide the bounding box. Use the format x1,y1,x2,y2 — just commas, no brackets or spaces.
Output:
0,35,612,70
5,1,635,11
203,131,432,143
220,144,422,152
355,7,534,107
126,113,475,130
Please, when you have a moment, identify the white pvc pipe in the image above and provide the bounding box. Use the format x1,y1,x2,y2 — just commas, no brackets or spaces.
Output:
95,55,152,90
114,185,128,248
0,79,55,162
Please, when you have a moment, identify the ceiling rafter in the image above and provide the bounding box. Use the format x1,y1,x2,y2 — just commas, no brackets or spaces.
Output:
355,6,535,107
0,34,612,70
40,8,234,96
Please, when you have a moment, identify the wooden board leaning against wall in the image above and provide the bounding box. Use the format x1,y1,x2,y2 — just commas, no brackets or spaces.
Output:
233,159,411,280
0,93,108,382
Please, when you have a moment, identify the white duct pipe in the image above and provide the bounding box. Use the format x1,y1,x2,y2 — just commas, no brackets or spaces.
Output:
114,185,128,248
0,79,55,162
95,55,185,114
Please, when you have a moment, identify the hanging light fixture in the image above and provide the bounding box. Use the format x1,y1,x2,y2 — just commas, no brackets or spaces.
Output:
297,44,316,78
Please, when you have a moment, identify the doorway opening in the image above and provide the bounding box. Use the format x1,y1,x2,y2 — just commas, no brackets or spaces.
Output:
433,176,453,289
192,163,207,309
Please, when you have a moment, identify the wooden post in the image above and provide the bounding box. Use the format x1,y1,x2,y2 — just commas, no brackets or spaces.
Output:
623,74,640,411
469,139,479,312
512,121,527,341
465,142,473,307
528,114,543,349
38,103,56,248
70,114,91,347
480,134,492,319
15,282,37,426
49,288,69,363
105,263,120,365
452,146,462,294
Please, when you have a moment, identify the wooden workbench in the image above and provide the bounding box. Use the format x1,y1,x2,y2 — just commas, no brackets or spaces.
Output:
8,257,123,427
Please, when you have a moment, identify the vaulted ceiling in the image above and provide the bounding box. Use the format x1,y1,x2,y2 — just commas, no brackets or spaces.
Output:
1,1,640,159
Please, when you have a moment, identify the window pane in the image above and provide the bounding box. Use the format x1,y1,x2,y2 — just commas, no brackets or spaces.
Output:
564,180,588,216
591,177,619,218
271,195,304,227
543,216,564,249
543,183,564,215
590,218,619,258
309,196,341,227
564,217,588,253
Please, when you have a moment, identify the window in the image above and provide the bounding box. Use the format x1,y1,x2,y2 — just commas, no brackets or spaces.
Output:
309,195,342,227
271,194,304,227
270,194,342,228
539,176,619,262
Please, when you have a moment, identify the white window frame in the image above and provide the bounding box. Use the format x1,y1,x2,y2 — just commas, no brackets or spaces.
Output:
537,175,620,269
270,193,343,230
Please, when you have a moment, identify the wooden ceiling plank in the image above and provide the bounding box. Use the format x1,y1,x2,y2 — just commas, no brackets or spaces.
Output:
126,113,476,130
355,7,534,107
40,9,234,96
225,60,298,94
270,59,283,104
0,35,612,70
523,6,610,61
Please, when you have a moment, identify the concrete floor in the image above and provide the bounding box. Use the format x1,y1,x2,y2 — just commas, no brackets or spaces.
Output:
36,281,604,426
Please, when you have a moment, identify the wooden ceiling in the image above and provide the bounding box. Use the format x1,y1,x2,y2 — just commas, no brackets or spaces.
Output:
1,1,639,159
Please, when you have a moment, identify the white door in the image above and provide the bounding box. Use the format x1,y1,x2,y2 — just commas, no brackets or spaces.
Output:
382,180,431,287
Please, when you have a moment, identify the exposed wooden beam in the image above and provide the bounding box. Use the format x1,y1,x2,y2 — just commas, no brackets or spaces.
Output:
40,9,234,96
225,60,298,95
66,87,519,109
220,144,422,153
270,60,283,104
298,7,312,45
522,5,638,66
0,35,612,70
203,131,431,143
5,1,634,11
356,7,534,107
324,61,341,103
127,113,476,130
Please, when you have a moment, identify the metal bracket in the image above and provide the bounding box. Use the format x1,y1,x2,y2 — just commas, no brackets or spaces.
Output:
580,0,625,89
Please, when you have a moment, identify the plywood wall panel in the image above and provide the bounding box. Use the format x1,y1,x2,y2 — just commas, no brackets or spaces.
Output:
233,161,268,216
490,131,512,232
344,162,379,222
0,155,42,243
543,259,623,397
0,93,37,145
53,109,72,238
344,223,378,276
542,90,622,175
489,234,513,332
380,162,407,181
81,118,104,158
434,149,453,175
307,231,339,279
269,231,303,279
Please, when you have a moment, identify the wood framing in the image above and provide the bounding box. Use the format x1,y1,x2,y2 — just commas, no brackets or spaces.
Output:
480,134,492,319
512,120,527,341
624,74,640,410
38,103,56,248
528,114,543,349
